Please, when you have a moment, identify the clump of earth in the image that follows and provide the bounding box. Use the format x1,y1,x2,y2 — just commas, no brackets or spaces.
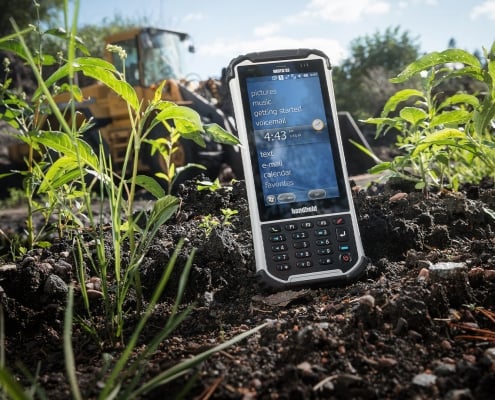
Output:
1,176,495,399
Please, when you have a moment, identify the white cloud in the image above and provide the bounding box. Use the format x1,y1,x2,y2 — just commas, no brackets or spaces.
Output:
398,0,437,7
470,0,495,20
199,35,347,66
302,0,391,22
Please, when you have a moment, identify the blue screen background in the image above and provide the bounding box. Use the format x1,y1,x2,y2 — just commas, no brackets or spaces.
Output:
247,74,340,205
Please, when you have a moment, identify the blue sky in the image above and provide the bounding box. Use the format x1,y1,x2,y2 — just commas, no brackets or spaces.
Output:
76,0,494,79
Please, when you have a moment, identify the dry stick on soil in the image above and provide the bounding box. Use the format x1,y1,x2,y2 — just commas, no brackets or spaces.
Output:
453,308,495,342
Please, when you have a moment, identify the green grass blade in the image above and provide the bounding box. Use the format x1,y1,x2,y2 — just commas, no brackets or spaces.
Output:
64,285,83,400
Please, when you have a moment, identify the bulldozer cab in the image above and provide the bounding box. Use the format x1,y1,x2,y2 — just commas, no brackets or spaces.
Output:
105,27,193,88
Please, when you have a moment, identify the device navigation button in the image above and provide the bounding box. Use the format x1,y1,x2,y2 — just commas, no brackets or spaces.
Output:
277,193,296,203
308,189,326,199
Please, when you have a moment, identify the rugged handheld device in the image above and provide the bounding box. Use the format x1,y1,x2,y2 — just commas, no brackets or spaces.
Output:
227,49,367,289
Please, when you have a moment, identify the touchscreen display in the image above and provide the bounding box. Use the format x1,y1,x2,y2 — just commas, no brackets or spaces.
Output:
247,71,339,206
237,58,349,221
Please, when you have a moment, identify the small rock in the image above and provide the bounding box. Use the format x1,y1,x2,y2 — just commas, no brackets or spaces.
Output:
485,270,495,281
21,256,36,267
297,361,313,373
440,339,452,350
429,262,467,279
417,268,429,281
54,260,73,281
468,267,485,287
378,356,397,368
59,251,70,259
412,372,437,387
433,362,456,376
483,347,495,364
389,192,408,203
358,294,375,308
44,274,68,297
444,388,473,400
251,378,262,389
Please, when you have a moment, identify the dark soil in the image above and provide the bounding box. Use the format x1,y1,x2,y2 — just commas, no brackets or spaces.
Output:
2,177,495,400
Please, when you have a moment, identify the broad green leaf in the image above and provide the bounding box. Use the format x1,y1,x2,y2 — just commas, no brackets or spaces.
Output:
435,153,449,166
57,82,84,102
391,49,482,83
362,117,403,138
197,177,222,192
36,131,99,170
148,195,180,232
420,128,467,143
399,107,427,125
36,57,139,111
156,103,203,133
204,123,240,145
155,103,206,146
432,66,485,86
438,93,480,111
133,175,166,199
369,162,392,174
381,89,425,117
411,128,468,156
77,64,139,112
44,27,90,56
430,109,471,128
473,98,495,135
0,40,28,60
415,181,426,190
39,156,81,192
39,57,117,96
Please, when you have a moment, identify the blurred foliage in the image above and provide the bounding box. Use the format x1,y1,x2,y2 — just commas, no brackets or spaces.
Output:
333,26,422,120
0,0,64,36
42,15,145,59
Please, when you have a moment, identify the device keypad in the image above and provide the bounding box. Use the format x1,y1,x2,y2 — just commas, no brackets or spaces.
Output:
262,214,357,278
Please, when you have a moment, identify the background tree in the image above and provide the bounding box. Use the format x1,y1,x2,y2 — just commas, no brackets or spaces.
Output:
333,26,421,121
0,0,64,36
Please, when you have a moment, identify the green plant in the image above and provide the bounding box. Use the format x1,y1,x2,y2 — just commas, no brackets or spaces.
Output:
2,3,240,344
199,214,220,237
221,207,238,226
0,2,259,397
364,43,495,191
199,208,238,237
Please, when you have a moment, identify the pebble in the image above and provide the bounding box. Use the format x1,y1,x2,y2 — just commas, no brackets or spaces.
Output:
444,388,473,400
485,270,495,281
43,274,68,296
429,262,467,280
54,260,73,281
412,372,437,387
378,356,397,368
389,192,408,203
417,267,429,281
484,347,495,363
358,294,375,308
467,267,485,286
440,339,452,350
433,362,456,376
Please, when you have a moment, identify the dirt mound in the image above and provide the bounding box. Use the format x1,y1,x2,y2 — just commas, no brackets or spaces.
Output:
1,179,495,399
